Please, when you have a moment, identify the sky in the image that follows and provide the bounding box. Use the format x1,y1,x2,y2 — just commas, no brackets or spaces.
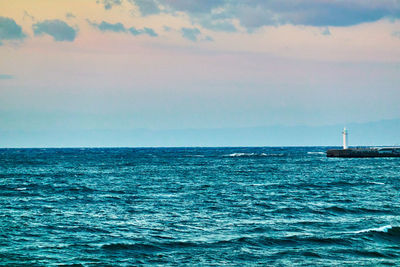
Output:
1,0,400,146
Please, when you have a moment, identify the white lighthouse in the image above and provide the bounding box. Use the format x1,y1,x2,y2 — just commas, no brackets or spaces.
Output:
342,128,348,149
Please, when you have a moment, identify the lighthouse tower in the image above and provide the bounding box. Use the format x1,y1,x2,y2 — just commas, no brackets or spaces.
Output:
342,128,348,149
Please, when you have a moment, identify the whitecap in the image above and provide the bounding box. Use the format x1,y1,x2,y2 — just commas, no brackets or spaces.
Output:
226,153,255,157
16,187,27,191
354,225,392,234
225,153,282,157
307,152,325,155
369,182,385,185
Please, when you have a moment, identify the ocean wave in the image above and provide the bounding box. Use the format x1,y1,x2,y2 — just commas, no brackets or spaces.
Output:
326,181,358,187
62,186,97,193
228,235,352,247
102,240,203,251
327,181,385,187
102,243,161,251
353,225,400,244
325,206,390,215
369,181,385,185
307,152,325,155
354,225,393,234
15,187,27,191
225,153,284,157
333,249,396,259
100,235,351,252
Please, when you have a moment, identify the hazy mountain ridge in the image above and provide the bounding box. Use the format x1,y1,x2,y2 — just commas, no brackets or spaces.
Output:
1,119,399,147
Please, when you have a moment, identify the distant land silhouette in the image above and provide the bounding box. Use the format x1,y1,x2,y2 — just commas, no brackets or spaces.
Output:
1,119,399,148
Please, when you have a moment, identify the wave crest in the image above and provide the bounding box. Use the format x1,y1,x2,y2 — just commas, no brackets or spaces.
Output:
307,152,325,155
225,153,283,157
354,225,393,234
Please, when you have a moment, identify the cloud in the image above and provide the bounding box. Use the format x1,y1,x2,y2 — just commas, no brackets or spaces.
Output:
0,17,26,44
392,31,400,38
129,0,161,16
128,0,224,15
162,0,225,14
97,0,122,10
23,11,35,21
33,20,77,42
129,27,158,37
88,20,126,32
199,19,236,32
205,35,214,42
0,74,13,79
181,27,201,41
66,13,76,19
233,0,400,28
125,0,400,31
321,27,331,36
89,20,158,37
180,27,213,42
128,0,235,32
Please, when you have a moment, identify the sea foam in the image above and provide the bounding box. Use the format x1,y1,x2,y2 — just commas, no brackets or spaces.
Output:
307,152,325,155
354,225,392,234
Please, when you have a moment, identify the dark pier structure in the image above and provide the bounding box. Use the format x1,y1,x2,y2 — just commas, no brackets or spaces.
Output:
327,147,400,158
326,128,400,158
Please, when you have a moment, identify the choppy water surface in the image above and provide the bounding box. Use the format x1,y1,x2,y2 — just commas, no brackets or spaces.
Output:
1,147,400,265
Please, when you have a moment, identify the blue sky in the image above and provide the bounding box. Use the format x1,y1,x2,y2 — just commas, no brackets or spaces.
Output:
1,0,400,146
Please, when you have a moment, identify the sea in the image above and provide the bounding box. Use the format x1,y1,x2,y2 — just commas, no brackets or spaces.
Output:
1,147,400,266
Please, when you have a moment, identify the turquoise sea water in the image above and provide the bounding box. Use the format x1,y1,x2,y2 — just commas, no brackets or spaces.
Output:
1,147,400,265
